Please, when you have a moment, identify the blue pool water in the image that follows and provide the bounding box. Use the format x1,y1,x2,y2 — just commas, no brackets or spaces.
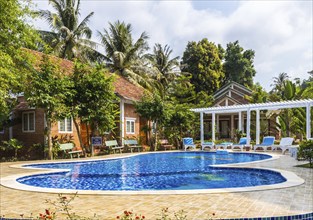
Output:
17,152,286,191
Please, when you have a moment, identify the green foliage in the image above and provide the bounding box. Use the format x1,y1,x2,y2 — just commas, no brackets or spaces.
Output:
98,20,150,88
181,39,224,96
25,54,72,159
271,72,290,95
298,140,313,167
0,0,39,125
38,0,99,62
135,93,166,150
69,61,118,149
1,138,24,158
163,103,197,148
247,83,268,103
223,40,256,88
145,43,180,99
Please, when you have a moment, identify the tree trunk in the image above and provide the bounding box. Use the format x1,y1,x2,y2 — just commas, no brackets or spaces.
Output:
47,119,53,160
73,117,86,157
154,122,158,151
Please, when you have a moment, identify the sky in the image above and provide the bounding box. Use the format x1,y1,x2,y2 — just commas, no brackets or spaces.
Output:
30,0,313,91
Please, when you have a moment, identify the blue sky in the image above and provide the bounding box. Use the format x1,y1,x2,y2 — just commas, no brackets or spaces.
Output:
31,0,313,91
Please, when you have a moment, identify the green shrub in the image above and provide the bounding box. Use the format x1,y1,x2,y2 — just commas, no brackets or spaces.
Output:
1,138,24,158
298,140,313,167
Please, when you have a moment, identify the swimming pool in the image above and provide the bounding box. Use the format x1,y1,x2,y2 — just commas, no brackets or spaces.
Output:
16,152,287,191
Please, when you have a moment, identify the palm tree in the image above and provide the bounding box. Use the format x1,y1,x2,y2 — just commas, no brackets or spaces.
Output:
39,0,100,61
98,20,151,88
271,72,290,94
145,43,180,98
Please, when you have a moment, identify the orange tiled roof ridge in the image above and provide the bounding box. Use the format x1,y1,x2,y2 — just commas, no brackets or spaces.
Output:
22,48,144,101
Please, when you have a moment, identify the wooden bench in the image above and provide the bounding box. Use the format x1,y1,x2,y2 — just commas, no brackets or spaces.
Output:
59,143,82,159
105,140,123,154
160,139,175,151
124,139,142,153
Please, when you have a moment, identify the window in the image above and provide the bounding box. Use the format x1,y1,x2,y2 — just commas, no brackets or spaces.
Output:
22,112,35,132
126,118,135,134
58,117,73,133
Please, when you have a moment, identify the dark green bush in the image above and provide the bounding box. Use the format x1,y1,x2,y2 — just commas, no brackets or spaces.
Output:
298,140,313,167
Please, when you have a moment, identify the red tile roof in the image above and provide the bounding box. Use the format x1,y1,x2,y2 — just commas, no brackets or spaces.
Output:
23,49,144,101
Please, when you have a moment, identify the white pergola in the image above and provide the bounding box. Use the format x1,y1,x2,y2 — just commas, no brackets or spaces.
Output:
191,99,313,145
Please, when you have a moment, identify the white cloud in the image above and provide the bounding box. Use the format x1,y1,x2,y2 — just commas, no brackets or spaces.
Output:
31,0,312,91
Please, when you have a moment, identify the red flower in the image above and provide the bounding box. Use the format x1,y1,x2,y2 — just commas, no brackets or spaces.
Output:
116,216,120,219
45,209,50,215
136,216,140,219
142,216,145,219
212,212,216,216
129,211,132,215
124,211,128,214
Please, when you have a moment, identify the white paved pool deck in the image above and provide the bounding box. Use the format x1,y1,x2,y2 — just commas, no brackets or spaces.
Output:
0,151,312,219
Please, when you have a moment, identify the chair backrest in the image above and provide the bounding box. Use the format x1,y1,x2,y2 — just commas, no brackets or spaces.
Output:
202,141,214,145
279,137,294,146
183,137,194,145
124,139,138,146
160,139,169,145
59,143,74,151
105,140,118,147
262,136,275,145
238,137,247,145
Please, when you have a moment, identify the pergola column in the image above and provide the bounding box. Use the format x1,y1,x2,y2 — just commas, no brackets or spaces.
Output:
231,114,234,139
256,109,260,144
216,114,219,138
306,104,311,139
212,113,216,142
238,111,242,131
246,109,251,145
200,112,204,143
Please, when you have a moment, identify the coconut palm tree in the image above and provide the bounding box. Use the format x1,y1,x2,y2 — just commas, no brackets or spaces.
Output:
145,43,180,98
98,20,151,88
39,0,100,61
271,72,290,94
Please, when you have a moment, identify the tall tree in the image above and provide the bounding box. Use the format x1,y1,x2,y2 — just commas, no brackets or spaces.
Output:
135,93,166,150
223,40,256,87
38,0,99,61
25,55,72,160
145,44,180,99
181,38,224,96
68,61,118,153
0,0,39,127
98,21,150,88
271,72,290,94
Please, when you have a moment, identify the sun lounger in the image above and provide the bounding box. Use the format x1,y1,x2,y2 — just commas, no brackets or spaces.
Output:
231,137,247,151
201,141,215,151
216,142,233,150
183,137,196,151
272,137,294,154
253,136,275,151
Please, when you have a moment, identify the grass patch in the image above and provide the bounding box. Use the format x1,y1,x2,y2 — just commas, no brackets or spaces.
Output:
296,163,313,168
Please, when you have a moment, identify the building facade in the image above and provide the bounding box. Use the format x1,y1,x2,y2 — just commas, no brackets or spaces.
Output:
0,50,145,150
